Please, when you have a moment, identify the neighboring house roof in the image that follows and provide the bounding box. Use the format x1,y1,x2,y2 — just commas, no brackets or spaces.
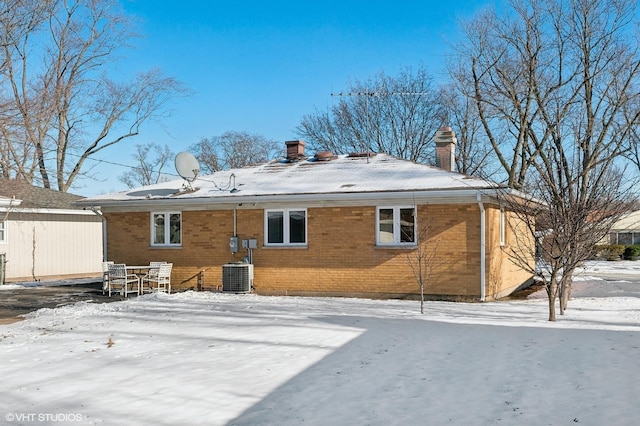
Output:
610,210,640,232
79,153,525,208
0,179,84,210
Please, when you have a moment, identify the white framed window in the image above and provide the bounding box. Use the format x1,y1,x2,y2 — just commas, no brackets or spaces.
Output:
376,206,416,246
500,207,506,246
0,220,6,243
265,209,307,246
151,212,182,246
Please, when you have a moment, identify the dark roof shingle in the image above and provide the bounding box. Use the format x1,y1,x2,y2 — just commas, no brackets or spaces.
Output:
0,179,84,209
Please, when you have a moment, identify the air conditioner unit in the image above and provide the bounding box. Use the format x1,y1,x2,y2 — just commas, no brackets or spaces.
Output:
222,263,253,293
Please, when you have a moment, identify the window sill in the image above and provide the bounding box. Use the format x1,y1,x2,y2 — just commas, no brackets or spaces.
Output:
375,245,418,250
262,245,308,249
149,245,182,249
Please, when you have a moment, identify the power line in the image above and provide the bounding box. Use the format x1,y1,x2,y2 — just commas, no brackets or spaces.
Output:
0,142,186,188
2,142,248,190
330,91,429,97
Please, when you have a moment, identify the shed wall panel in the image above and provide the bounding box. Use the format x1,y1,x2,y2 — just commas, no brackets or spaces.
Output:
3,212,103,281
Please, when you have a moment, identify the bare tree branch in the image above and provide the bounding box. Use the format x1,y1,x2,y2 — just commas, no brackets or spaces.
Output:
189,131,279,173
119,142,174,188
0,0,189,191
297,66,447,164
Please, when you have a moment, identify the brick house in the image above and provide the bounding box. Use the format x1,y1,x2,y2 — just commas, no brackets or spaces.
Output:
78,129,536,301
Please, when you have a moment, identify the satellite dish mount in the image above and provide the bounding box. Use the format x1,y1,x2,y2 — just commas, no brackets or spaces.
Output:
175,152,200,190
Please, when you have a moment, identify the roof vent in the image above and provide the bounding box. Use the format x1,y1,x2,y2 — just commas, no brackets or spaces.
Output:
314,151,334,161
347,151,376,158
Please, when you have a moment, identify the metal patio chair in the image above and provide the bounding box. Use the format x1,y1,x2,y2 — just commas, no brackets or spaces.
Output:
101,261,114,295
142,262,172,294
107,263,140,297
141,262,164,294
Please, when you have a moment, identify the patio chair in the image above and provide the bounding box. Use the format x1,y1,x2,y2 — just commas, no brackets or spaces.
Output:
107,263,140,297
140,262,165,294
101,261,114,295
142,263,172,294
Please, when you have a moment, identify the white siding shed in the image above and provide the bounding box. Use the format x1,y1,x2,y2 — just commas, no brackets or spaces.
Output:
0,180,103,282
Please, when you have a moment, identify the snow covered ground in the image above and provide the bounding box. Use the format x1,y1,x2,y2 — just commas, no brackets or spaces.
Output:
1,261,639,425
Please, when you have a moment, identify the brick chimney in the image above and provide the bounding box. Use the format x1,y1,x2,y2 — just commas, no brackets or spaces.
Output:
285,140,306,160
435,126,457,172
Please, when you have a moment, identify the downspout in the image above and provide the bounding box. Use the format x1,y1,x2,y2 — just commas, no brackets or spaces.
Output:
477,192,486,302
233,204,237,237
232,204,238,262
90,206,107,262
1,197,21,284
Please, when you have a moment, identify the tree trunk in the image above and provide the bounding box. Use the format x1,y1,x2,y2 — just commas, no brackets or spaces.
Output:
547,278,557,322
559,285,567,315
548,294,557,322
559,275,573,315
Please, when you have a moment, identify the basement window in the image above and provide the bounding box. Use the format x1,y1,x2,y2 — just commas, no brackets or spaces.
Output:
265,209,307,246
376,206,416,246
151,212,181,246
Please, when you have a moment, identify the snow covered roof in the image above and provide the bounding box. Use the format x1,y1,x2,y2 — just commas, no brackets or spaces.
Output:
79,153,507,208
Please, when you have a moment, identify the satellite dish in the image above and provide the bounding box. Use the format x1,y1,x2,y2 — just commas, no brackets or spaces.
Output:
175,152,200,183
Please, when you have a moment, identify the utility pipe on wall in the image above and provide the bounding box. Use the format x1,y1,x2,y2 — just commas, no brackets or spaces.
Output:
233,204,237,237
477,192,486,302
231,204,238,262
90,206,107,262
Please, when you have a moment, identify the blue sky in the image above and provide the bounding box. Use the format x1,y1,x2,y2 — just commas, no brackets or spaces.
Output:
81,0,495,196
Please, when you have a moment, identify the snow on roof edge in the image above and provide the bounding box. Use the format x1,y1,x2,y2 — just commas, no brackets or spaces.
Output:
78,153,509,207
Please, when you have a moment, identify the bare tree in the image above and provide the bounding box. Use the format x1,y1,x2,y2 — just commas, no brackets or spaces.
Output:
621,97,640,171
189,137,220,173
0,0,55,182
189,131,279,173
452,0,640,320
405,216,441,314
0,0,187,191
297,66,447,164
119,143,174,188
502,170,634,321
448,3,545,190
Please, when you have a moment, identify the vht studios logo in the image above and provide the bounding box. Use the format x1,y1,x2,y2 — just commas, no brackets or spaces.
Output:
5,412,84,422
